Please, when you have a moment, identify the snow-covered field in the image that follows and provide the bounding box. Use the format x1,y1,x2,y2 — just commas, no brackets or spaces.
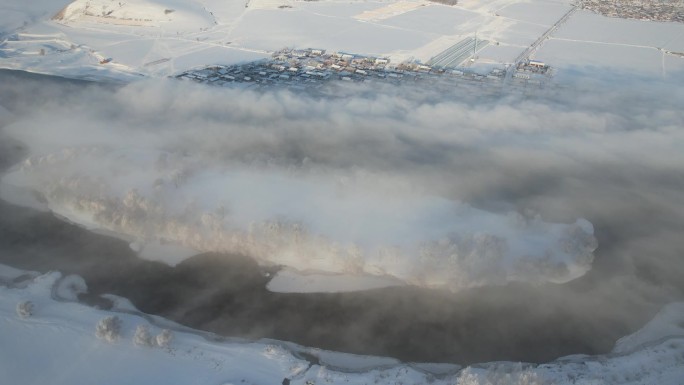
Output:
7,0,681,80
2,264,684,385
535,9,684,79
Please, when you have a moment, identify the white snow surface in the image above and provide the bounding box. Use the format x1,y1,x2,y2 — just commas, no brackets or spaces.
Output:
56,0,216,31
536,9,684,79
2,266,684,385
54,274,88,301
129,239,199,266
6,0,682,80
266,268,406,293
613,302,684,354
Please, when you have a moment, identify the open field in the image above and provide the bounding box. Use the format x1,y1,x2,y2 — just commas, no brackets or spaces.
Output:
3,0,684,82
536,9,684,78
427,37,490,67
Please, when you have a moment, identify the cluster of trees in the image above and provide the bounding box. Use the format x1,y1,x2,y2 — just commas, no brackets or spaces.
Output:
17,302,175,348
95,316,174,348
417,233,508,289
22,147,598,293
133,325,174,348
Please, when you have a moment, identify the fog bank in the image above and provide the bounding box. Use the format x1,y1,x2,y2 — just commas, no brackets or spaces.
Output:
0,76,623,290
1,69,684,362
0,70,683,294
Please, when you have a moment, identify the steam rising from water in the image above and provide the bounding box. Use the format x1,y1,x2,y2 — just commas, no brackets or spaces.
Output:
2,76,682,292
2,148,596,290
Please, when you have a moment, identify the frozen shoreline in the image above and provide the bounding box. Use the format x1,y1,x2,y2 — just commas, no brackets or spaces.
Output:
0,196,643,365
2,263,684,384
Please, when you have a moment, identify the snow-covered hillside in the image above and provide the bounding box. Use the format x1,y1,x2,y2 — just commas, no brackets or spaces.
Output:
2,264,684,385
54,0,216,31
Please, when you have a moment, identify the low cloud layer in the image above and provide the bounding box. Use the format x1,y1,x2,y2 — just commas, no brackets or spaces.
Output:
1,72,683,295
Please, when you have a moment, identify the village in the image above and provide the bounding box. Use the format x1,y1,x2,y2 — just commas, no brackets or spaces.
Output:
175,47,551,91
579,0,684,23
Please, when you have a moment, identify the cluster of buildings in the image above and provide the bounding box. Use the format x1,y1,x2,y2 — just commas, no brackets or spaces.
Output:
579,0,684,23
513,59,550,79
175,47,519,90
510,60,549,86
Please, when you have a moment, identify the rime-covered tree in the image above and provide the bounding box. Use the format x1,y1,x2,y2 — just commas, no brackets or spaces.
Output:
156,329,173,348
133,324,153,347
96,316,122,343
16,301,34,319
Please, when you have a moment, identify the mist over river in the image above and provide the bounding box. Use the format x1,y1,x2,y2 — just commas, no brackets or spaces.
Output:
1,69,683,365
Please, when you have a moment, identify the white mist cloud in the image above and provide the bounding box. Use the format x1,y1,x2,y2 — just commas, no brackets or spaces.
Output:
4,76,681,292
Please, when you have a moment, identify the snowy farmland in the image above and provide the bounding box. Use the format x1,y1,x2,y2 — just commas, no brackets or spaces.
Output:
4,0,681,82
534,9,684,79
